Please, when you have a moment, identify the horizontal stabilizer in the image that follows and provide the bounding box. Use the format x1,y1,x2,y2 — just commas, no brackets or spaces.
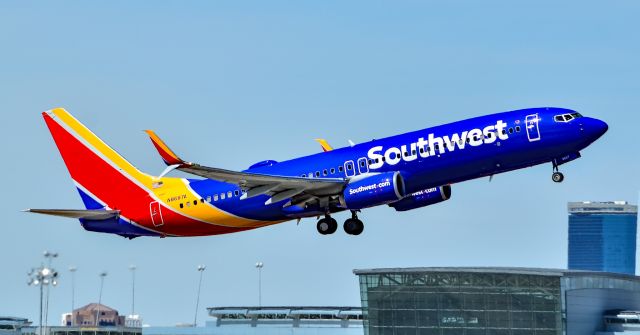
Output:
23,209,120,220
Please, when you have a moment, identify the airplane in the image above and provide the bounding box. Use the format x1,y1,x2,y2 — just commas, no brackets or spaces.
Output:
26,107,608,238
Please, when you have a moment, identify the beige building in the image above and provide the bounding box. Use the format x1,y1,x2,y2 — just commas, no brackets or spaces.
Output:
63,303,125,327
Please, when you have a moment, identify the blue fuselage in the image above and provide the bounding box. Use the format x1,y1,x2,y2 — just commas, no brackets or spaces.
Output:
188,107,608,221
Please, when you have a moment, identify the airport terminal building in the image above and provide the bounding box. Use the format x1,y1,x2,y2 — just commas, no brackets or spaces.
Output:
354,267,640,335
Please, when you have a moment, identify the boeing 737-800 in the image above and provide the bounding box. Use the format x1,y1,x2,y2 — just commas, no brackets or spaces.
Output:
26,107,607,238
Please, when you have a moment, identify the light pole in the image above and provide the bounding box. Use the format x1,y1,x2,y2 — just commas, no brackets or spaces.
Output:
255,262,263,307
28,264,58,335
95,272,107,326
68,266,77,326
193,265,206,327
42,252,58,332
129,265,137,316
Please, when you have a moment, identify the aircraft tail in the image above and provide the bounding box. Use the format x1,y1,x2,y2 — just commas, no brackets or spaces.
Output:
42,108,154,211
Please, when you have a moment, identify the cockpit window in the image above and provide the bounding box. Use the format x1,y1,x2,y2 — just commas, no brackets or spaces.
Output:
554,112,583,123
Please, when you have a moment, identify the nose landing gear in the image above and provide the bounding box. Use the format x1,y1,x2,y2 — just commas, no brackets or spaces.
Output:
552,161,564,183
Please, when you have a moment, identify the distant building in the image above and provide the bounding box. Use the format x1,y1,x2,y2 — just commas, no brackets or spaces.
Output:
568,201,638,275
63,303,125,327
0,317,32,335
354,267,640,335
143,306,363,335
597,310,640,334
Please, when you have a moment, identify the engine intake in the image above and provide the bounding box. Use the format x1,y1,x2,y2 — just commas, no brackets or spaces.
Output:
389,185,451,211
341,172,405,210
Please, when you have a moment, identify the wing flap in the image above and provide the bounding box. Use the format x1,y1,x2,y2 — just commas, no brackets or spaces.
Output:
24,209,120,220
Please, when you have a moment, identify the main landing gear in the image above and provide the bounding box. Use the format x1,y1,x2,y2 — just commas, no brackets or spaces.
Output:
316,211,364,236
317,215,338,235
343,211,364,236
552,161,565,183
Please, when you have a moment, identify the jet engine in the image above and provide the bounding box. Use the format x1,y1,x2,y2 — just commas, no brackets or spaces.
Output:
340,172,405,210
389,185,451,211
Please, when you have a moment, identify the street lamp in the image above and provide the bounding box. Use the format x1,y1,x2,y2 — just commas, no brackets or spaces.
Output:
129,265,137,316
42,251,58,331
95,272,107,326
193,265,206,327
69,266,77,326
255,262,264,307
28,264,58,335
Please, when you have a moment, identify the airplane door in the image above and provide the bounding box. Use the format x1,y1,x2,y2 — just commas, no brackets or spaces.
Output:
525,114,541,142
357,157,369,174
149,201,164,226
344,160,356,177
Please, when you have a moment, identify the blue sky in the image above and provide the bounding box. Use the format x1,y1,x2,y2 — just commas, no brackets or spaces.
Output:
1,0,639,327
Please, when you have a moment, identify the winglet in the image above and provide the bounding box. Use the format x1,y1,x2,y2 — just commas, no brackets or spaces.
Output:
144,130,186,166
314,139,333,152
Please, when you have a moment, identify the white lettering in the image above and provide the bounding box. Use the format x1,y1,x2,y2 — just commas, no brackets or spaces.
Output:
366,120,510,168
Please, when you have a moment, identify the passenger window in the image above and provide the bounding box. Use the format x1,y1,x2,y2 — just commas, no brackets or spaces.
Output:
207,196,211,203
412,150,416,155
502,129,507,135
315,171,320,177
227,191,232,198
323,169,328,176
419,148,424,153
180,203,184,208
347,164,353,170
187,202,191,207
516,126,521,132
214,195,219,201
508,128,514,134
330,168,335,174
234,190,239,196
193,200,198,205
339,166,344,172
200,199,204,203
221,193,226,200
302,174,306,177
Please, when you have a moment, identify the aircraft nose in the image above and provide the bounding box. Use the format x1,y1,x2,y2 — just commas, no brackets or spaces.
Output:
584,117,608,140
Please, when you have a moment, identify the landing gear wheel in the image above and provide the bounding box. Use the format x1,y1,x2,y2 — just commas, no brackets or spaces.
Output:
552,172,564,183
317,217,338,235
343,218,364,235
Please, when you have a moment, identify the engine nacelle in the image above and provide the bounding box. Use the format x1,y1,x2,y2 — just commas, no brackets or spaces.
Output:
340,172,405,210
389,185,451,211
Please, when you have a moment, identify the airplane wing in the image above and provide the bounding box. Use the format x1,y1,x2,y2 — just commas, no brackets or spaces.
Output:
23,209,120,220
144,131,346,204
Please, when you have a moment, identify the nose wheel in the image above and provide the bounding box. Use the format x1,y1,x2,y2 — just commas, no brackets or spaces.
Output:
317,215,338,235
551,160,565,183
343,211,364,235
552,172,564,183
